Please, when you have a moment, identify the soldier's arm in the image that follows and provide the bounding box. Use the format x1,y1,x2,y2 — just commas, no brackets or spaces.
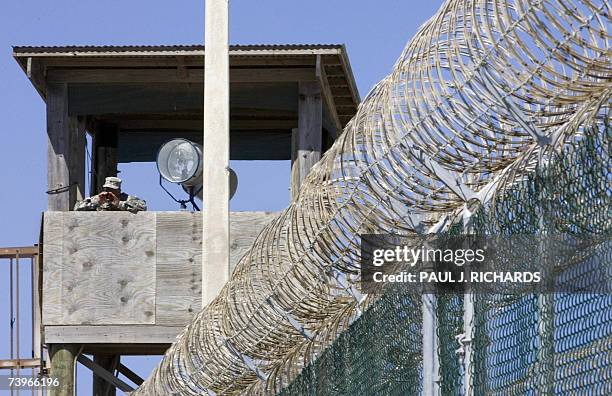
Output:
73,197,97,211
118,195,147,213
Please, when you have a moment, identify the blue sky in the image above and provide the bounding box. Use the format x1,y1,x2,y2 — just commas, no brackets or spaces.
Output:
0,1,442,393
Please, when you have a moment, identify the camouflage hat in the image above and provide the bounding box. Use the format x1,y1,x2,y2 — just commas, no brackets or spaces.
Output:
102,176,122,190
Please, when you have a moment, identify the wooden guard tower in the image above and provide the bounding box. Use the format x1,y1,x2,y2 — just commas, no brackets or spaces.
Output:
12,44,359,395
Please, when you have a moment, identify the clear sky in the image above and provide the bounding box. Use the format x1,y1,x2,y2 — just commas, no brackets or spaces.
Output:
0,1,442,394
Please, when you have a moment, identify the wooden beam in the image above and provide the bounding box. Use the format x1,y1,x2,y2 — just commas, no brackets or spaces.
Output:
93,355,119,396
49,344,79,396
46,67,316,84
44,326,185,344
117,363,145,386
202,0,230,307
68,83,298,115
292,81,322,200
93,122,119,194
0,246,38,258
317,55,342,132
0,358,41,369
46,83,85,211
116,118,297,131
117,130,292,162
77,355,134,393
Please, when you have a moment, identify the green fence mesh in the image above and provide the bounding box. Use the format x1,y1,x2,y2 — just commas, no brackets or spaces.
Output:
279,122,610,395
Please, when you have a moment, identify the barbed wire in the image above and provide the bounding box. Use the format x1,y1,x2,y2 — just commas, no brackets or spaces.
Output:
133,0,610,394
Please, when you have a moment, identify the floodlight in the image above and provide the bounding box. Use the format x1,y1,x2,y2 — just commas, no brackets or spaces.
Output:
156,139,238,210
157,139,203,186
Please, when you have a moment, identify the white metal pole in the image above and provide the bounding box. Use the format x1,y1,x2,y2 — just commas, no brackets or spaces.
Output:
203,0,230,307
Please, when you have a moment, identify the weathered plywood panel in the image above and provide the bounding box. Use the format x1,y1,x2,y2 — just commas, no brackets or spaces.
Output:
42,211,278,329
42,212,64,324
46,212,156,325
155,211,278,325
156,212,202,325
230,212,279,274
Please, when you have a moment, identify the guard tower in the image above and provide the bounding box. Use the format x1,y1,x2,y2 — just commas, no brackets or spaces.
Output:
11,44,359,394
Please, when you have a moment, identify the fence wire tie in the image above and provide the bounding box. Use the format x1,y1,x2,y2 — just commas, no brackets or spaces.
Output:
455,333,472,356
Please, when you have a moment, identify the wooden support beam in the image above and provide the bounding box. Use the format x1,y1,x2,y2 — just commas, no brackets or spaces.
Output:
117,363,145,386
291,81,322,200
202,0,230,307
316,55,342,132
46,83,85,211
92,122,119,195
46,67,316,84
49,344,79,396
93,355,119,396
77,355,134,393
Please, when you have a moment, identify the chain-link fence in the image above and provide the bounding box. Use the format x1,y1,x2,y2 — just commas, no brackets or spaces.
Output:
278,116,611,395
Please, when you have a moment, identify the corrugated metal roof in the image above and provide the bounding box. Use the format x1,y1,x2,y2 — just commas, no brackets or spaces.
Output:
13,44,344,56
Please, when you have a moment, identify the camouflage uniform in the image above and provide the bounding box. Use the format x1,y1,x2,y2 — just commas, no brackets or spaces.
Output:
73,176,147,213
73,192,147,213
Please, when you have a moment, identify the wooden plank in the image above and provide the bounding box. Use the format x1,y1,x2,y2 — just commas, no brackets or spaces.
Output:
0,359,41,370
50,212,156,325
292,81,322,200
42,212,64,324
0,246,38,258
118,130,292,162
44,325,185,344
317,55,342,132
42,211,277,327
203,0,230,308
68,83,297,115
47,83,84,210
116,118,297,131
229,212,278,274
156,212,202,325
47,67,315,84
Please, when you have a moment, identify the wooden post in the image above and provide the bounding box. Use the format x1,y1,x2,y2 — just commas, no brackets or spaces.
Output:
47,83,85,210
291,81,322,199
202,0,230,306
49,344,79,396
92,122,119,195
93,355,119,396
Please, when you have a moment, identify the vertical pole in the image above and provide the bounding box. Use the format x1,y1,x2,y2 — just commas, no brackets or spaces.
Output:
47,84,85,211
462,212,474,396
422,293,439,396
291,82,322,201
203,0,230,306
16,254,21,396
10,258,14,396
49,344,79,396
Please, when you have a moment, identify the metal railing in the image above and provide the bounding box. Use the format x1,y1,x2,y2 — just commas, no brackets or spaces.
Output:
1,246,45,395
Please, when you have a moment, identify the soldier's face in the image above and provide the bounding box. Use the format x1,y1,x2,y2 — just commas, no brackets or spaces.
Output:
105,187,120,195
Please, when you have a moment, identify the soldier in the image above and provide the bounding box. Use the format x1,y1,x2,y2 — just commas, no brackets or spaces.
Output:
74,177,147,213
